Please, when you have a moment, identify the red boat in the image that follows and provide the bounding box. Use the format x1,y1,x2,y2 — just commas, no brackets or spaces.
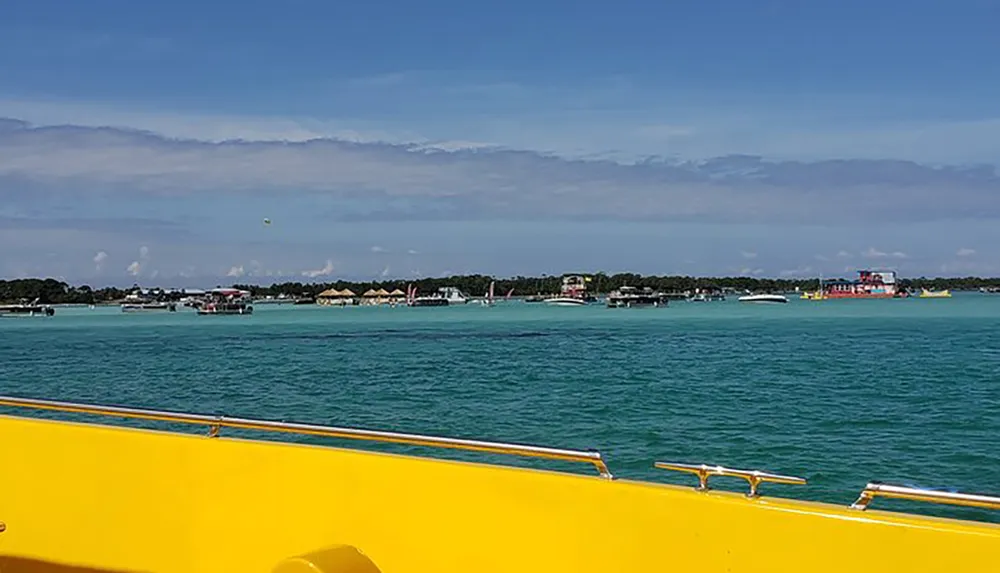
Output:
820,270,908,299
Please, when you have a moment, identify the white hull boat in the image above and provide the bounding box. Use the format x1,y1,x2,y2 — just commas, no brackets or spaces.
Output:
738,294,789,304
544,297,589,306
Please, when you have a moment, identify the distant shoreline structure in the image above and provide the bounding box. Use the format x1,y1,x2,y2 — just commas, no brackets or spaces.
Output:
2,273,1000,305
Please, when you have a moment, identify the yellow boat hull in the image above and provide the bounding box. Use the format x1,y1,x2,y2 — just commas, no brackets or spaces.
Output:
919,289,952,298
0,414,997,572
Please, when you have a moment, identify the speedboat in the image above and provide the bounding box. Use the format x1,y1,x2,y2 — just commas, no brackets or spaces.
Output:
545,297,590,307
738,294,789,304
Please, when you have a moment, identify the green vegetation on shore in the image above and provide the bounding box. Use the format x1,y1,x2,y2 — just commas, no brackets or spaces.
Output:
3,274,1000,304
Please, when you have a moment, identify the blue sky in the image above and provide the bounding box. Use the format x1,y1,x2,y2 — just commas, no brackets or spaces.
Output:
1,0,999,284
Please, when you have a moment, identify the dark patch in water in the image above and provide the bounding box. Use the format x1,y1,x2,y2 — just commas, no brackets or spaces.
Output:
226,330,556,342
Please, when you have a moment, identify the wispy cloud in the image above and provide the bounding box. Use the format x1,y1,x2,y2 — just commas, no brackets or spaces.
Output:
370,245,386,253
226,265,245,278
302,259,335,278
862,247,908,259
126,261,141,276
779,265,814,277
1,119,997,226
741,251,758,259
4,89,1000,165
957,247,976,257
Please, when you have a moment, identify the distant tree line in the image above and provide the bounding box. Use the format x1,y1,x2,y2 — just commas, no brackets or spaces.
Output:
3,274,1000,304
234,273,1000,298
0,279,131,304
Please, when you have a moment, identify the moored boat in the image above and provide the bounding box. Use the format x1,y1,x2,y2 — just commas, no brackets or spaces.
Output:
0,300,55,317
544,275,597,306
408,286,470,307
121,291,178,312
919,288,952,298
687,288,726,302
606,286,669,308
815,270,907,299
122,301,178,312
197,288,253,315
0,394,996,573
738,293,789,304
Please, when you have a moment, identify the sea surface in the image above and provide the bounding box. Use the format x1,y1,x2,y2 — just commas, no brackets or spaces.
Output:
2,294,999,523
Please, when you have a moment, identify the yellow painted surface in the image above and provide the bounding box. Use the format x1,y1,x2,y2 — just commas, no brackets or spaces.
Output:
0,414,997,573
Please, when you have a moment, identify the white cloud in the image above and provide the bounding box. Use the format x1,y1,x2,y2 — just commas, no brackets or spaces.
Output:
739,267,763,276
380,265,391,277
939,259,1000,275
956,247,976,257
862,247,887,258
226,265,245,278
302,260,335,278
741,251,757,259
92,250,108,270
862,247,907,259
835,250,852,259
779,265,813,277
407,249,419,255
370,245,386,253
124,245,151,276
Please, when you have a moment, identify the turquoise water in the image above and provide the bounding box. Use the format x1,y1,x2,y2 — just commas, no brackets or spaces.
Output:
2,295,999,523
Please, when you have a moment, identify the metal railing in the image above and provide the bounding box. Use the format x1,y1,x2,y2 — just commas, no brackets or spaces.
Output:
0,395,613,479
654,461,807,498
850,482,1000,511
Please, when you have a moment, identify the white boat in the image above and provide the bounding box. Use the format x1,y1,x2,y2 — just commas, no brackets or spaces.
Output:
197,288,254,315
478,281,496,306
441,287,470,305
120,288,179,312
0,299,55,317
545,297,589,307
122,302,177,312
738,294,789,304
688,290,725,302
408,286,470,307
544,275,597,306
606,286,669,308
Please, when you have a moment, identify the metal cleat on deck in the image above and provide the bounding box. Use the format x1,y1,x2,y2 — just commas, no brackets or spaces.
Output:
654,461,807,498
